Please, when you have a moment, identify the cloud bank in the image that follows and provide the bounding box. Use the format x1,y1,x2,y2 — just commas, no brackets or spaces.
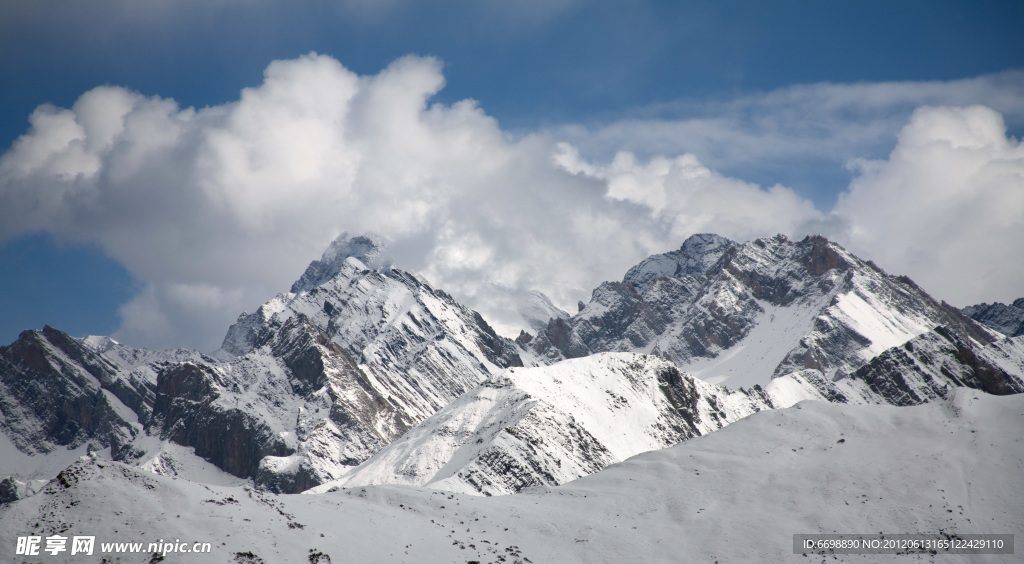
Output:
1,53,1021,350
554,71,1024,207
837,105,1024,307
558,71,1024,163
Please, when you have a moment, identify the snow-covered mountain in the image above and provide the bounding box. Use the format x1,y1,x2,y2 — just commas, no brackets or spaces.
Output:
308,327,1024,497
1,234,523,493
0,326,209,475
212,234,523,490
305,234,1023,497
515,290,571,334
2,231,1022,505
964,298,1024,337
2,389,1020,563
764,325,1024,407
524,233,996,390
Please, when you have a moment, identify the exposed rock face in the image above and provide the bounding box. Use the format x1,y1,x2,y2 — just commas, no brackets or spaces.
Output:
0,326,158,455
766,326,1024,408
0,326,289,481
526,234,996,388
149,362,291,479
0,476,21,504
963,298,1024,337
856,326,1024,402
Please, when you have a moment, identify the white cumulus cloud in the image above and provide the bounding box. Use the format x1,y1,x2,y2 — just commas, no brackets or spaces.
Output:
0,53,827,349
834,105,1024,307
1,53,1022,350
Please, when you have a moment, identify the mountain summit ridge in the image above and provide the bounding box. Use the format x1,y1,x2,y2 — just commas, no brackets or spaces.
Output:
964,297,1024,337
623,232,736,293
290,232,393,294
525,233,997,389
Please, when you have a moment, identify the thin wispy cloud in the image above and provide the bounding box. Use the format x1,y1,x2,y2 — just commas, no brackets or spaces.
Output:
555,71,1024,205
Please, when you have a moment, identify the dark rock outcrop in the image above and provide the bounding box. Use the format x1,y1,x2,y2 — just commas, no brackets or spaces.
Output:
0,326,152,454
964,298,1024,337
0,476,21,504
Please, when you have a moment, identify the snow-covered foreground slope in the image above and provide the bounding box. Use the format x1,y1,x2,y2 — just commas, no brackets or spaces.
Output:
2,389,1020,563
311,353,772,496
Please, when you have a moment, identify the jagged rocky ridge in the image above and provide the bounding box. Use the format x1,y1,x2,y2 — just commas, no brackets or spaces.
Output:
763,325,1024,407
223,237,524,492
2,232,1023,500
964,298,1024,337
0,327,208,458
523,233,994,389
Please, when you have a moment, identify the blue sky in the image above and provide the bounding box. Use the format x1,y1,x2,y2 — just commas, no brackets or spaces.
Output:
1,0,1023,350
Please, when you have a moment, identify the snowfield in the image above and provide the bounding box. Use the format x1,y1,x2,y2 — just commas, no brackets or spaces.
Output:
2,389,1021,563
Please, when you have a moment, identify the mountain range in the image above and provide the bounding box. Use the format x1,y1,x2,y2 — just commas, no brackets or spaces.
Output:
2,232,1023,562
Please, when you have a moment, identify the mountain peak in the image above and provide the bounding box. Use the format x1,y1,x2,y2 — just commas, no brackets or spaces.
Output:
81,335,120,354
685,232,735,247
290,233,392,294
623,233,737,293
516,290,571,333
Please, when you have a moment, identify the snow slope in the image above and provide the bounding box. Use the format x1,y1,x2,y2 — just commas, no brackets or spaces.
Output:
310,353,772,496
1,389,1020,563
